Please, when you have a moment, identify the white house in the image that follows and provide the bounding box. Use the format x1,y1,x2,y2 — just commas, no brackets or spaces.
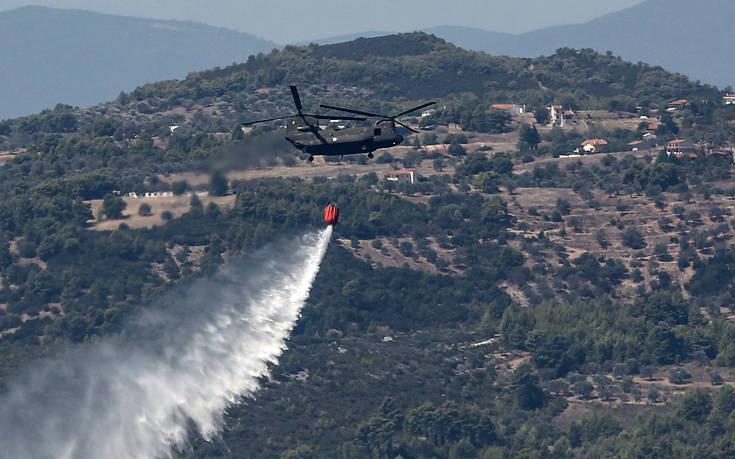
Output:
385,169,417,185
724,94,735,105
643,132,658,143
548,105,574,126
490,104,524,115
581,138,608,153
549,105,563,125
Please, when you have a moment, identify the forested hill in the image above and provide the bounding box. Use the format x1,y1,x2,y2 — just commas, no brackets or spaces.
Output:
124,31,720,117
0,6,276,119
0,32,722,177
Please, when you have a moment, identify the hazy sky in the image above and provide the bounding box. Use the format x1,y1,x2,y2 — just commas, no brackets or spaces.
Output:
0,0,644,43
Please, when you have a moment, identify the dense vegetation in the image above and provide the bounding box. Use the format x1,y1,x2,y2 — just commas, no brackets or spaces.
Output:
1,32,735,457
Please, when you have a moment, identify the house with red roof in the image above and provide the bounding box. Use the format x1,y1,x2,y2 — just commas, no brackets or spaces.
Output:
548,105,563,125
667,99,690,112
581,138,608,153
547,105,575,126
628,140,651,151
666,139,696,158
724,94,735,105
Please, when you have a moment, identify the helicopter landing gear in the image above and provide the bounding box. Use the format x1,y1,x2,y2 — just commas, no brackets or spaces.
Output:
367,152,374,159
308,155,314,162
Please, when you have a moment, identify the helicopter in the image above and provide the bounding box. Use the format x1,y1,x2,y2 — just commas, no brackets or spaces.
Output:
242,86,435,162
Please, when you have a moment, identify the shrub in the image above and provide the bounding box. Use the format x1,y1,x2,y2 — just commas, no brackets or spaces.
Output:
101,194,126,220
209,171,229,196
172,180,189,195
622,227,645,249
17,239,37,258
669,367,692,385
138,203,152,216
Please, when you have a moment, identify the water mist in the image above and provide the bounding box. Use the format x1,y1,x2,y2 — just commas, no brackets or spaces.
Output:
0,227,332,459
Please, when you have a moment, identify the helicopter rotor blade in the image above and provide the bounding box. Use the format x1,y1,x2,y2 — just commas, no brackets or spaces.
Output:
307,114,366,121
394,101,436,118
320,104,383,118
290,85,303,113
323,101,435,121
394,119,420,133
242,115,294,126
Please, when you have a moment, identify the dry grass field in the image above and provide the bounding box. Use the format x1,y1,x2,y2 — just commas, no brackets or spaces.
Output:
87,194,236,230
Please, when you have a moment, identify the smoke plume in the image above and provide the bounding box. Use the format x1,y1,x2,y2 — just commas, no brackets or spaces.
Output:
0,227,332,459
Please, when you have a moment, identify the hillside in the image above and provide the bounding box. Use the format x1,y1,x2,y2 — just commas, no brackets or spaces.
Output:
97,32,720,131
425,0,735,90
0,6,276,119
1,33,735,457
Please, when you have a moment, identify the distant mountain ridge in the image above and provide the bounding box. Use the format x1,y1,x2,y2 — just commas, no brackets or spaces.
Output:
3,1,732,120
0,6,277,119
422,0,735,89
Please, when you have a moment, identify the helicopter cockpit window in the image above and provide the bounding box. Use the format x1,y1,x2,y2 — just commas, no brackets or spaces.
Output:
374,128,381,136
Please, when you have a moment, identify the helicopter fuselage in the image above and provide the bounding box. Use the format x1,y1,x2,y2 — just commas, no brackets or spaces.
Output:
285,118,403,156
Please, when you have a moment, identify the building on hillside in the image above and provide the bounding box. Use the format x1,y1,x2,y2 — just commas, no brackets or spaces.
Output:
581,138,608,153
667,99,690,111
723,94,735,105
628,140,651,151
666,139,696,157
133,191,174,198
548,106,575,126
385,169,418,185
448,123,463,131
549,105,563,125
421,109,436,117
706,148,734,159
643,132,658,143
490,104,524,115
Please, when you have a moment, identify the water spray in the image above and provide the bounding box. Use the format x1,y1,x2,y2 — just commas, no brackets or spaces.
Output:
0,227,332,459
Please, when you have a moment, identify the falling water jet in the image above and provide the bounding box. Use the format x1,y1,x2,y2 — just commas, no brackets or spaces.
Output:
0,226,332,459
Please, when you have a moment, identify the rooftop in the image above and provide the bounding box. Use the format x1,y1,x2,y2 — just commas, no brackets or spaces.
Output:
582,138,608,146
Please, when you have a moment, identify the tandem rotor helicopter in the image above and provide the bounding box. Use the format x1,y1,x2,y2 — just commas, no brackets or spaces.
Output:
243,86,435,162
